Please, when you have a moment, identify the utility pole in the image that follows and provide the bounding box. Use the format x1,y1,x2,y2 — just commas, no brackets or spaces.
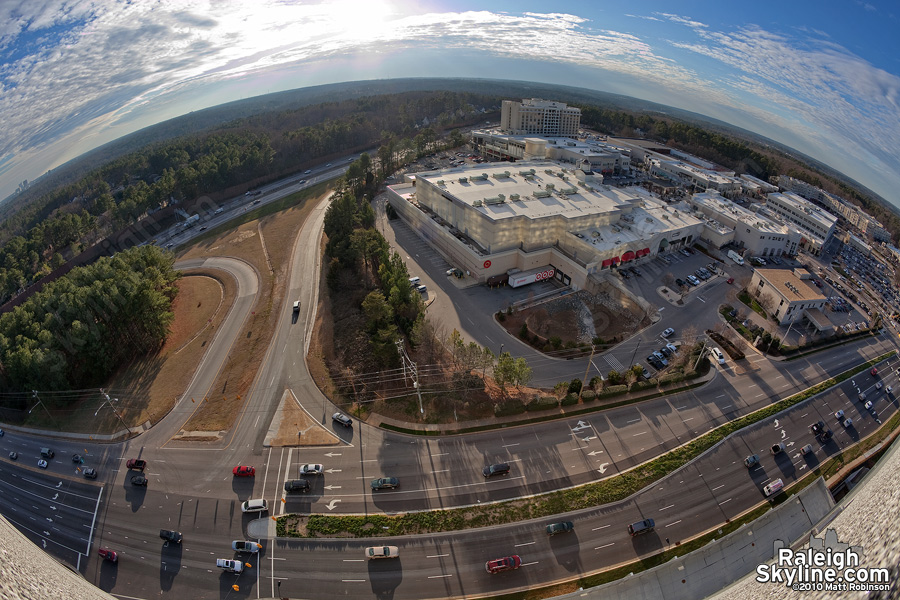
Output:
693,339,709,371
396,339,425,418
96,389,129,433
578,345,595,402
29,390,57,427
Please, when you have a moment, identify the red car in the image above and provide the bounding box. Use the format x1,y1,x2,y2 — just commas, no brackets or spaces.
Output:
726,278,734,284
233,465,255,477
126,459,146,471
485,555,522,574
98,548,118,563
871,367,878,376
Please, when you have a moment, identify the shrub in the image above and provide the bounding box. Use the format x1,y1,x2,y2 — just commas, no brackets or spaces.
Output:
598,384,628,398
589,376,603,390
525,396,559,412
659,373,685,384
561,393,580,406
519,323,529,339
567,379,583,394
580,390,596,402
564,340,577,349
629,379,658,392
550,336,562,349
592,337,604,345
493,400,525,417
497,311,506,322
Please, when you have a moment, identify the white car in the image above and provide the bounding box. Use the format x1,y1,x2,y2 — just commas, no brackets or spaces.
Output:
240,498,268,513
37,459,48,469
216,558,244,573
662,328,675,338
366,546,399,559
232,540,261,553
711,347,726,365
300,463,324,476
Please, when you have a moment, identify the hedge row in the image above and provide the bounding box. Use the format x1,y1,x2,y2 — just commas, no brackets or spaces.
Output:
561,393,580,406
526,396,560,412
493,400,526,417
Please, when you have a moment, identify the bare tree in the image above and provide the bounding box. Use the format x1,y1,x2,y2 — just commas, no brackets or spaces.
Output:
662,273,675,290
757,293,778,318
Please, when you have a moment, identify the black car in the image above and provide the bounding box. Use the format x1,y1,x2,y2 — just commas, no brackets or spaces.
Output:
83,468,98,479
818,429,834,442
628,519,655,536
160,529,183,544
675,278,686,288
483,463,510,477
284,479,311,493
131,475,148,486
659,346,673,358
629,267,641,277
370,477,400,491
810,421,825,435
546,521,574,536
647,355,663,369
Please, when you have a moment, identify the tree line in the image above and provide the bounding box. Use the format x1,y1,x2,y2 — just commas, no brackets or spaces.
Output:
0,245,179,397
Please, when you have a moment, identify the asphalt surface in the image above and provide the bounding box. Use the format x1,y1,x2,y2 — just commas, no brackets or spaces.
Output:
1,163,899,599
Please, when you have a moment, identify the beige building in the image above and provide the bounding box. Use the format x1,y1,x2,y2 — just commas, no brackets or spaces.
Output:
750,268,829,328
469,131,630,175
688,192,801,257
386,160,704,288
765,192,837,255
500,98,581,137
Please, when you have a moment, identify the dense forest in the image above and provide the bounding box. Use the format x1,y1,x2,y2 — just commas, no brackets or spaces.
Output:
0,90,497,304
0,245,179,397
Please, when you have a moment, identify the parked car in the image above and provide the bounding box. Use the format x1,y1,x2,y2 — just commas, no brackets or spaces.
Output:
131,475,148,486
659,346,673,358
332,412,353,428
284,479,310,493
652,351,668,366
98,548,118,563
711,347,726,364
371,477,400,491
485,555,522,573
662,327,675,338
627,519,655,536
232,540,261,553
675,278,686,288
546,521,574,536
232,465,255,477
647,355,663,369
687,275,700,286
126,459,146,471
744,454,760,468
83,468,98,479
727,277,734,284
300,463,324,476
159,529,183,544
366,546,399,559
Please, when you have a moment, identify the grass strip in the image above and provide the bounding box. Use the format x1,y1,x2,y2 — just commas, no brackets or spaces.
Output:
277,351,894,539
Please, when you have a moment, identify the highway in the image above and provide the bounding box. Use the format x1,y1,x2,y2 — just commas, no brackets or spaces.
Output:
1,161,898,598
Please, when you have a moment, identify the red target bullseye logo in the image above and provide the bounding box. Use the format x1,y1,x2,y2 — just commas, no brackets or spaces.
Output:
483,260,492,269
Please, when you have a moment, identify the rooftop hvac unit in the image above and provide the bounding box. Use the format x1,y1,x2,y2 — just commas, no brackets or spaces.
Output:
458,177,468,183
533,189,551,198
492,171,511,179
483,194,506,205
470,173,489,181
518,169,536,176
592,231,600,237
473,200,483,207
437,180,445,186
545,183,556,191
509,193,521,201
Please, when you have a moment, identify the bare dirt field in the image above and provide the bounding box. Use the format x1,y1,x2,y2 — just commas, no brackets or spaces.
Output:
500,289,648,352
267,391,340,447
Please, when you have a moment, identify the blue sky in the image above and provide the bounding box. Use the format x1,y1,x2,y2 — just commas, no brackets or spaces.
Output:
1,0,899,208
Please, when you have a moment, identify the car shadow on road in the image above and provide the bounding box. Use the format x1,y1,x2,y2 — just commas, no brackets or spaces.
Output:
97,558,118,592
549,531,583,573
368,558,403,600
124,481,146,512
160,540,183,591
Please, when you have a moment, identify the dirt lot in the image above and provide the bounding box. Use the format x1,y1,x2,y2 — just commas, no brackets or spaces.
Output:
500,289,648,351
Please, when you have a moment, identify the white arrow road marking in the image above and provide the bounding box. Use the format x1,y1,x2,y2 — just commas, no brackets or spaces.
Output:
49,506,56,511
571,420,590,432
45,518,53,523
325,469,342,474
324,485,342,490
42,539,47,548
326,499,342,510
597,463,609,473
781,430,788,439
324,452,342,457
52,493,58,500
582,436,596,442
587,450,604,456
773,420,780,428
56,482,62,488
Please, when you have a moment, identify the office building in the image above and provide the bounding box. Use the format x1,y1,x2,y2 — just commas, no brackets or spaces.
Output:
500,98,581,137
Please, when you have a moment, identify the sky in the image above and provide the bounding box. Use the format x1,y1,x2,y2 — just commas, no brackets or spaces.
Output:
1,0,899,207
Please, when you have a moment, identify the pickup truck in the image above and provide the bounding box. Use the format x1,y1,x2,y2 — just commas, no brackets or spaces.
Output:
126,459,146,471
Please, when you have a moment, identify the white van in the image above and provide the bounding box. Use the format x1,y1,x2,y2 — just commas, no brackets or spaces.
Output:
711,347,726,364
727,250,744,266
763,478,784,497
408,276,420,286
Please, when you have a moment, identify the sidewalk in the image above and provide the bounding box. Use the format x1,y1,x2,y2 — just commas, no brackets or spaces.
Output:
364,367,716,434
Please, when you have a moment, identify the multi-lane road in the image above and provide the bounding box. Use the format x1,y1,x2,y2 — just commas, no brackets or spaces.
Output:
1,165,898,598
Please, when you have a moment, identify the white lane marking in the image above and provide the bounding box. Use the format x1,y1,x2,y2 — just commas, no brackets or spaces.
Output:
756,393,764,398
715,394,725,399
712,484,725,491
666,520,682,527
427,554,449,558
342,579,366,582
514,541,536,547
503,443,520,448
428,574,453,579
521,561,539,566
592,525,611,531
676,406,688,410
683,418,694,422
627,418,641,424
659,504,675,511
430,453,448,457
633,431,647,437
343,559,364,562
594,543,615,550
719,498,732,505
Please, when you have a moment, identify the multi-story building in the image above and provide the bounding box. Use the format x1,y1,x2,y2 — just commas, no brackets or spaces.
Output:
778,175,886,240
500,98,581,137
749,268,830,329
469,131,630,175
765,192,837,255
385,160,704,288
688,192,801,257
739,174,778,197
